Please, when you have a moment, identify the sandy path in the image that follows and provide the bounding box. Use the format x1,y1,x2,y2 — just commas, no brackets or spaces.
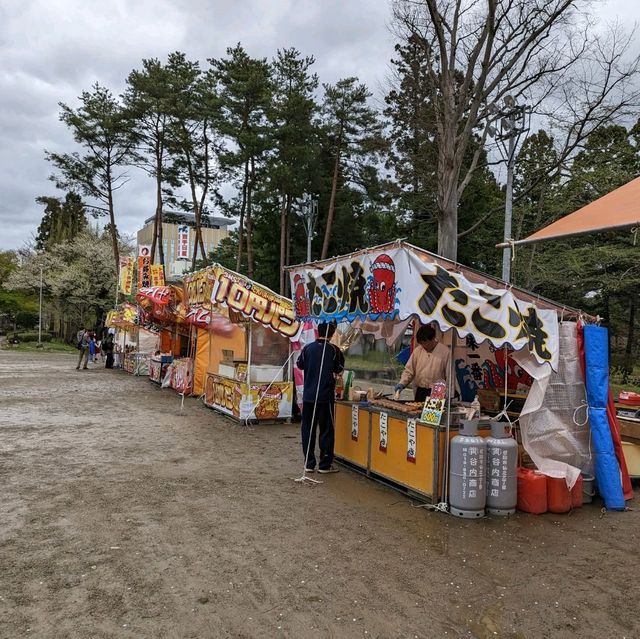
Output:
0,351,637,639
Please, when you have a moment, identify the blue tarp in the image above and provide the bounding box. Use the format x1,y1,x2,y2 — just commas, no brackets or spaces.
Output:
583,324,625,510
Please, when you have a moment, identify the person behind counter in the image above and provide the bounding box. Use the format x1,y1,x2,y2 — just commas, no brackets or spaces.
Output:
296,321,345,474
394,325,450,402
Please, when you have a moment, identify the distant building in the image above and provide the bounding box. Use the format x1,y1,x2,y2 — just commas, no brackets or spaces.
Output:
136,212,232,278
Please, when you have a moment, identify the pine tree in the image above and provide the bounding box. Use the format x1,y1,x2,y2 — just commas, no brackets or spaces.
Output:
46,84,135,272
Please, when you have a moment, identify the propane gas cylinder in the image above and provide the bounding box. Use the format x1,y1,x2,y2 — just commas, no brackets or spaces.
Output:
449,419,486,518
485,421,518,515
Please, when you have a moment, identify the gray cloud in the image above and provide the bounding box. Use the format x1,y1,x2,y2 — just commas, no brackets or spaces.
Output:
0,0,634,250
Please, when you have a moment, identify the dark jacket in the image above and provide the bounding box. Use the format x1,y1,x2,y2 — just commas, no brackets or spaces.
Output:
296,338,345,403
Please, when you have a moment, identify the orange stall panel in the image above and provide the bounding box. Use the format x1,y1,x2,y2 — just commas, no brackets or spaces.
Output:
334,402,370,470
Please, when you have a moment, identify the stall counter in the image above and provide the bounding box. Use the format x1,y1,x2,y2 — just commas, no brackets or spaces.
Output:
334,401,491,503
204,372,293,422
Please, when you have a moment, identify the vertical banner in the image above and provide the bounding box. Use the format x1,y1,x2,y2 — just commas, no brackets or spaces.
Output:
351,404,359,441
407,418,417,463
178,225,190,259
150,264,165,287
379,412,388,452
118,256,134,295
137,245,151,290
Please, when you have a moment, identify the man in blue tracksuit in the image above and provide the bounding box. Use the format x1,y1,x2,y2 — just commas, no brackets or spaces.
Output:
296,322,345,473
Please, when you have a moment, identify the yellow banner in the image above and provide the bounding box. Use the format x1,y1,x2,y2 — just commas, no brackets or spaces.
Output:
210,266,301,339
150,264,165,287
137,256,151,290
118,257,134,295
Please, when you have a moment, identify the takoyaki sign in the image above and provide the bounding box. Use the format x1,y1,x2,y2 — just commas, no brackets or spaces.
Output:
288,246,559,369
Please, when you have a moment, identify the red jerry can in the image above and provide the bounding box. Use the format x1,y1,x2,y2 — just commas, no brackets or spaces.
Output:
546,476,572,513
516,468,547,514
571,474,584,508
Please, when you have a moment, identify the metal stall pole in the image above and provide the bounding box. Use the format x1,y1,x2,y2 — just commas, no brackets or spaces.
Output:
440,331,457,508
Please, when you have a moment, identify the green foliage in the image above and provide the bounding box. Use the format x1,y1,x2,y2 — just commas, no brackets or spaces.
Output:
16,332,53,342
46,83,137,270
35,192,88,251
6,229,119,339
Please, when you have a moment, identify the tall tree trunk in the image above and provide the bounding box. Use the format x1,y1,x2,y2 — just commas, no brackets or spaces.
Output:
106,172,120,278
236,159,249,272
321,129,343,260
436,113,459,261
285,193,292,297
279,194,287,295
151,142,163,264
246,156,255,278
622,291,637,382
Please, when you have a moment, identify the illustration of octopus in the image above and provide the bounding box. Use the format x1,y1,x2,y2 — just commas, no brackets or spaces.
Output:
368,254,397,315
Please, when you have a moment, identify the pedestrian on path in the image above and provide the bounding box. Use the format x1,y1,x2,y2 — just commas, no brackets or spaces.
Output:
103,334,115,369
296,321,345,474
76,328,91,370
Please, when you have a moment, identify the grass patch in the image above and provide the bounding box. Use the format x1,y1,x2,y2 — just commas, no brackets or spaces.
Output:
0,338,77,354
345,349,403,374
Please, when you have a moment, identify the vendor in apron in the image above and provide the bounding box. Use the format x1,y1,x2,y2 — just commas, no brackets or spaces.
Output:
394,325,450,402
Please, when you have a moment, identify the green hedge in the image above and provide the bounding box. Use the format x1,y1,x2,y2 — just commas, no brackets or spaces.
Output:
16,332,53,342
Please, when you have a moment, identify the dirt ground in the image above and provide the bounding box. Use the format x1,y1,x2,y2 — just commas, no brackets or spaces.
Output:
1,351,638,639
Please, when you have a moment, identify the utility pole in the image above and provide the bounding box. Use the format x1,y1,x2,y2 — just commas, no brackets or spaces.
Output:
495,98,528,283
37,265,43,347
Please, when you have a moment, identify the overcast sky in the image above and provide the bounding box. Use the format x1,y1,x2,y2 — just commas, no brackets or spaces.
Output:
0,0,638,251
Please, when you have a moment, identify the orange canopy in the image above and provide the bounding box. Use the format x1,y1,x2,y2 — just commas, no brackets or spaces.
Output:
499,176,640,247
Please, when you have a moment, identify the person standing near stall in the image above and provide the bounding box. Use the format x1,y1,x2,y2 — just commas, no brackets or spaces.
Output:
75,327,91,370
296,321,345,473
394,324,450,402
103,334,115,369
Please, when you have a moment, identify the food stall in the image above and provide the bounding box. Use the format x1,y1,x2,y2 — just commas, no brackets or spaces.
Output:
286,240,625,506
106,303,159,375
184,264,302,423
136,285,193,390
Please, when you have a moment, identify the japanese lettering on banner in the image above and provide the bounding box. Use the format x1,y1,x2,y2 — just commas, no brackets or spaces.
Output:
287,245,559,370
178,225,190,259
407,418,417,463
379,412,388,451
137,245,151,290
150,264,165,287
210,265,302,340
118,256,134,295
421,380,447,426
351,404,359,441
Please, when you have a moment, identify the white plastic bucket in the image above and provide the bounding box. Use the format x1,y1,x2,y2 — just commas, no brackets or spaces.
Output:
581,473,595,504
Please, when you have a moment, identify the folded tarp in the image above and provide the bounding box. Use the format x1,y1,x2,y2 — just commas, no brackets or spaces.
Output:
582,324,625,510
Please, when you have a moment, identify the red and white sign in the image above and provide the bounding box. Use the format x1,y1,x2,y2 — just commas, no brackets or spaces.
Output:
178,225,189,259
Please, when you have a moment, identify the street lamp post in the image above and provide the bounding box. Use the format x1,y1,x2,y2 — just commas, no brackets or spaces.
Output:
298,194,319,263
495,99,528,283
37,265,43,348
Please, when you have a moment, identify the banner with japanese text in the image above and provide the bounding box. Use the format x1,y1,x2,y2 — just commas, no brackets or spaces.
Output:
209,265,302,341
178,225,189,259
118,256,134,295
137,245,151,290
287,245,559,369
150,264,165,287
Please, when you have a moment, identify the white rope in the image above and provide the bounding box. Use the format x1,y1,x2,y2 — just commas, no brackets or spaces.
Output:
573,399,589,427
